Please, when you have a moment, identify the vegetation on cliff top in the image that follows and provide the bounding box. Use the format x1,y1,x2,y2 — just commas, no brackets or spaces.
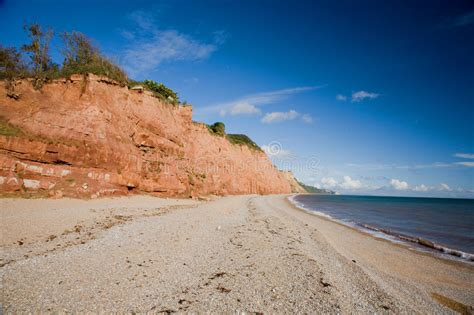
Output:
226,134,262,151
207,122,226,137
59,31,128,85
1,24,263,152
1,24,178,103
129,79,179,105
206,122,262,151
1,24,181,103
205,122,261,151
0,24,128,87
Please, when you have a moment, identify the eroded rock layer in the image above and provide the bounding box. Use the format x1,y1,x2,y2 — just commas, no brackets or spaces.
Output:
0,75,295,198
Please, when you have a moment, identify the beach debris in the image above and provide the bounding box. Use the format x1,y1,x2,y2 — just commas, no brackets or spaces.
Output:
320,279,331,287
209,271,227,279
150,306,176,314
217,285,231,293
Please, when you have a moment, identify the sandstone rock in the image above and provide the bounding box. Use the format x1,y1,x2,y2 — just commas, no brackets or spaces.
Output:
49,190,63,198
0,77,294,198
40,180,56,190
281,170,307,193
23,179,41,190
6,177,21,191
61,170,72,177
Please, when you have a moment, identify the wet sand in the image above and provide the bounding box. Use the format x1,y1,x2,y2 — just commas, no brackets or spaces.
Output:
1,194,473,313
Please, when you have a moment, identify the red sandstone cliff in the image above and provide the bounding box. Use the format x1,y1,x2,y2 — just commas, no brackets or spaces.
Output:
0,75,298,198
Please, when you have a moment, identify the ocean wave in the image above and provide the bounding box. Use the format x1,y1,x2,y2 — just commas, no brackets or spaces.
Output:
360,223,474,262
287,195,474,263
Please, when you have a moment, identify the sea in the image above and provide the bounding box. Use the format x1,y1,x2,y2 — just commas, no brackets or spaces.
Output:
289,194,474,262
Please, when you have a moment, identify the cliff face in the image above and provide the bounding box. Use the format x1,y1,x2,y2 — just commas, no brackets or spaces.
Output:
281,171,307,193
0,75,294,198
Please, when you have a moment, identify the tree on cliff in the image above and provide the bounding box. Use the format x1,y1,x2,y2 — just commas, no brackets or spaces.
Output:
0,46,29,80
21,24,57,79
60,31,128,85
1,24,182,98
208,122,226,136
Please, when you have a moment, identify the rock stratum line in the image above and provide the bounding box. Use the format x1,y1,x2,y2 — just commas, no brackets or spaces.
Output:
0,75,302,198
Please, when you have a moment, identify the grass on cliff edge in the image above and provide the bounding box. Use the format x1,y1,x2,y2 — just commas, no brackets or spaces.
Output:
226,134,262,151
205,121,262,151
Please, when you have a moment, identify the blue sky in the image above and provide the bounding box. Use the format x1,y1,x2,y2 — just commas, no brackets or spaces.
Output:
1,0,473,197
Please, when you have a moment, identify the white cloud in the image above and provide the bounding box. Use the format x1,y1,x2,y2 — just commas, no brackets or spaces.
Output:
455,161,474,167
413,184,430,192
318,176,365,190
351,90,380,103
262,110,299,123
203,86,321,116
454,153,474,159
261,145,292,158
336,94,347,101
321,177,338,188
213,30,229,45
314,174,471,197
439,183,452,191
396,162,453,169
346,161,459,170
340,176,363,189
301,114,313,124
129,10,154,30
228,102,261,116
121,10,220,77
390,179,409,190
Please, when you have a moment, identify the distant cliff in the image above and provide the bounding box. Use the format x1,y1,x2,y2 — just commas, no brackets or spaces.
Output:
0,75,301,198
281,171,307,193
296,181,334,194
281,171,334,194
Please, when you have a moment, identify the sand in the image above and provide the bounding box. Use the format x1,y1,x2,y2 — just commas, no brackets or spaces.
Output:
1,194,473,313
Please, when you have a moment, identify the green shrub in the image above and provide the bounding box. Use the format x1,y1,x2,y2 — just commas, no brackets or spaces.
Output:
0,46,29,80
208,122,226,136
1,24,189,100
60,31,128,85
141,80,179,103
226,134,262,151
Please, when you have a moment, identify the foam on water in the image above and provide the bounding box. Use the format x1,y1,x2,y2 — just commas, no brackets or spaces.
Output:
287,194,474,263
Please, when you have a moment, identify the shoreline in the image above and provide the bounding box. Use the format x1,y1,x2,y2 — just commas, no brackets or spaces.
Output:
1,194,473,312
287,194,474,265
